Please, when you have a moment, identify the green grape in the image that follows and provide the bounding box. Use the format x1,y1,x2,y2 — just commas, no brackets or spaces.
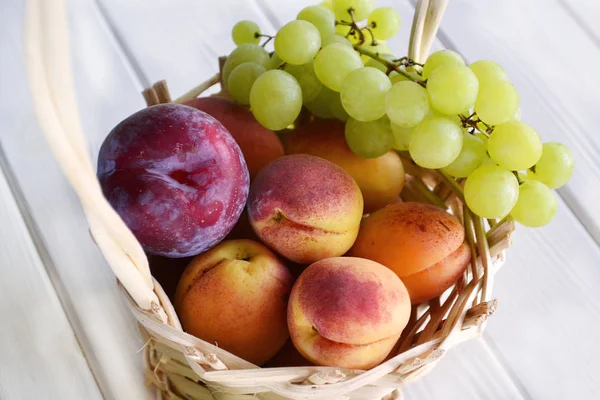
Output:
464,165,519,218
321,0,334,11
431,109,463,126
358,41,392,63
409,118,463,169
389,70,410,84
385,81,429,128
480,154,497,166
335,23,353,37
305,86,336,119
341,67,391,121
222,44,270,88
250,70,302,130
427,65,479,115
297,5,336,40
365,53,395,73
422,50,465,79
469,60,508,86
391,122,412,150
488,121,542,170
231,20,260,46
441,132,487,177
510,181,558,227
475,132,489,145
322,34,353,48
274,20,321,65
527,142,574,189
330,92,350,121
284,61,323,103
513,106,522,121
227,62,266,105
314,43,363,91
368,7,401,40
475,80,520,125
345,116,393,158
333,0,375,21
266,52,284,70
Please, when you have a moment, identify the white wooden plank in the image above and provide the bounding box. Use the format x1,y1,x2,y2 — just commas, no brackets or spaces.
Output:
426,0,600,244
0,164,102,399
557,0,600,49
0,0,150,398
93,0,280,97
94,1,525,399
403,339,525,400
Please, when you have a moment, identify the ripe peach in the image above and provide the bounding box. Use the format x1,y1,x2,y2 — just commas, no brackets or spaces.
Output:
174,239,293,365
284,119,405,213
185,97,284,180
288,257,410,369
349,202,469,304
247,154,364,264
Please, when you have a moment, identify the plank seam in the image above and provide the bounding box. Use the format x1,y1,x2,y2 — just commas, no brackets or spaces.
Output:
556,0,600,52
89,0,150,89
0,143,106,400
481,334,534,400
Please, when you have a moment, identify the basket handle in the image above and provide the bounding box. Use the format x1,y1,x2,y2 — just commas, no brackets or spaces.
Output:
409,0,449,63
24,0,165,319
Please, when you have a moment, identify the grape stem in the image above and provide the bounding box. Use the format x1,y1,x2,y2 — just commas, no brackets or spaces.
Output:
459,112,494,135
353,45,426,86
513,171,525,185
255,33,274,48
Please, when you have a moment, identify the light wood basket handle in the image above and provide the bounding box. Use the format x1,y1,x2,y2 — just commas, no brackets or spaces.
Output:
24,0,166,321
409,0,449,63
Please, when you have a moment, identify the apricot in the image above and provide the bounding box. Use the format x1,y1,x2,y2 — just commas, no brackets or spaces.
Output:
288,257,410,369
185,97,284,180
247,154,363,264
349,202,469,304
174,239,293,365
284,119,405,213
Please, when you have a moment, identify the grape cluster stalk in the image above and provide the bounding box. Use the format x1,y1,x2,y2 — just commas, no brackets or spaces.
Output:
218,0,574,228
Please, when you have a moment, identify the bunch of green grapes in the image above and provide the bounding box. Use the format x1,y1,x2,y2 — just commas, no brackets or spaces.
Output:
224,0,573,228
223,0,399,131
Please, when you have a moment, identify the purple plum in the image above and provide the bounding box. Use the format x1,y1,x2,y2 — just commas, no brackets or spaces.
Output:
97,103,249,257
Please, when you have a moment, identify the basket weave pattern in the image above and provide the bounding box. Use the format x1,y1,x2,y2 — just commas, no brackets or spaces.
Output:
25,0,514,398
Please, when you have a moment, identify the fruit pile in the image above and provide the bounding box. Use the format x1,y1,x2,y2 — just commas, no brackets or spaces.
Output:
96,0,575,371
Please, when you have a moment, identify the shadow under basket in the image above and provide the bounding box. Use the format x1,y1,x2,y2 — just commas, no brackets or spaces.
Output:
26,0,515,398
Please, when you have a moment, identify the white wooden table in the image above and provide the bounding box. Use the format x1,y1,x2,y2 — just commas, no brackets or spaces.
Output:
1,0,599,399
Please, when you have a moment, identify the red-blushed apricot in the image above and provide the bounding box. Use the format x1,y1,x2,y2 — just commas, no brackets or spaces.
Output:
185,97,284,180
288,257,410,369
284,119,405,213
174,239,293,365
349,202,466,304
401,242,471,304
247,154,364,264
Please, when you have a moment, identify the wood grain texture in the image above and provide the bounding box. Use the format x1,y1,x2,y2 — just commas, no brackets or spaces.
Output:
0,0,150,398
0,165,102,400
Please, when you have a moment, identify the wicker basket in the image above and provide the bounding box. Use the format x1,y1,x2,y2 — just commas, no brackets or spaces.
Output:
26,0,514,398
